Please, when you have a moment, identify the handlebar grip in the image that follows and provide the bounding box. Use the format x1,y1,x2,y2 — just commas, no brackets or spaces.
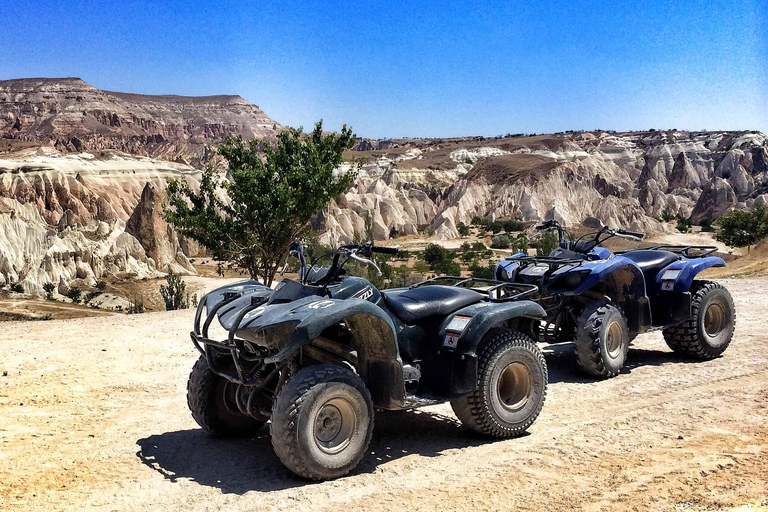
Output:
535,224,547,230
371,246,398,255
619,229,645,238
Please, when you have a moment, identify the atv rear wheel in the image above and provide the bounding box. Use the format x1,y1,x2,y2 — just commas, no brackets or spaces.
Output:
663,280,735,359
575,301,629,378
451,329,547,438
187,356,266,437
270,364,374,480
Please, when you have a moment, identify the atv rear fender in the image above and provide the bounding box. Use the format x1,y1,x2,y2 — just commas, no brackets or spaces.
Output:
430,300,546,397
655,256,726,293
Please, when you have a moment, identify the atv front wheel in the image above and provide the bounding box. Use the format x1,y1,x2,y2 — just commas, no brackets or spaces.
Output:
270,364,374,480
187,356,266,437
451,329,547,438
663,280,735,359
575,301,629,378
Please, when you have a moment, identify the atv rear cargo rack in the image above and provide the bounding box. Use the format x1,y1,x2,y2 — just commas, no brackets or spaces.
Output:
616,245,718,258
505,255,585,269
410,276,538,302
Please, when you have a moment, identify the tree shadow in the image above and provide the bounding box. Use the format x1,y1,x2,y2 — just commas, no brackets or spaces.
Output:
542,342,701,384
136,409,493,494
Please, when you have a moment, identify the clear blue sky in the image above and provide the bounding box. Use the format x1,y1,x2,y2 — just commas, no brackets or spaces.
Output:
1,0,766,138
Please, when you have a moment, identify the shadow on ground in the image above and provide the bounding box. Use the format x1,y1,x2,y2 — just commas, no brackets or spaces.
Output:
543,342,701,384
136,409,490,494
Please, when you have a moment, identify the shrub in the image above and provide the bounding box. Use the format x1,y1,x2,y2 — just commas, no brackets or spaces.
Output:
457,222,470,237
10,283,24,293
661,209,675,222
469,261,495,280
96,280,107,291
488,221,502,234
503,219,525,232
128,295,145,314
43,282,55,300
491,234,510,249
67,287,82,304
422,243,452,266
160,268,189,311
513,233,530,255
534,232,558,256
699,218,715,232
676,215,692,233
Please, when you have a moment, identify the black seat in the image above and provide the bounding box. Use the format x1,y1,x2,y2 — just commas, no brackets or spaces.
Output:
381,285,482,324
621,250,679,276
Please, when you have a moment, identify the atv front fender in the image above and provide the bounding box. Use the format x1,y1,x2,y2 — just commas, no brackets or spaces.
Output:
259,297,405,409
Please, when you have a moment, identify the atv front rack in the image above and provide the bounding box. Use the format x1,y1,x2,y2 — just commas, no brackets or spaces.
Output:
410,276,539,302
624,245,718,258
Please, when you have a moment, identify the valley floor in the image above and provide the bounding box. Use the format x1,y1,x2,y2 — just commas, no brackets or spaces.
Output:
1,279,767,511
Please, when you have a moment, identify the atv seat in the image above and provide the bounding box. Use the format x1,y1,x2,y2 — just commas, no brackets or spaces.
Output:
381,285,482,324
621,250,679,277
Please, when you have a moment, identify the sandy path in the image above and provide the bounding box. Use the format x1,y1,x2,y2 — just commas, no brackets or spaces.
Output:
1,279,767,511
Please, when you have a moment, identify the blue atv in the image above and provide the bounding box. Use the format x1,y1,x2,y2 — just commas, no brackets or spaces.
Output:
495,219,736,378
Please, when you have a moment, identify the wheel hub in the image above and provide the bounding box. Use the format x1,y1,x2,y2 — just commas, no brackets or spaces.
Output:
605,321,623,358
314,398,356,454
497,362,533,412
703,302,726,336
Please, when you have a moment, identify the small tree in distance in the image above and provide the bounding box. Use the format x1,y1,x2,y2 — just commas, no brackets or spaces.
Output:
160,267,188,311
716,204,768,253
164,122,360,286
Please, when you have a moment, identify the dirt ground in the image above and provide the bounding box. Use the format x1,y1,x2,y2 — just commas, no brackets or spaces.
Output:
1,277,767,511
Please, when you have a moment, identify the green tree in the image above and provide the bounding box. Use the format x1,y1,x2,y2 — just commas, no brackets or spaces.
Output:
457,222,470,237
503,219,525,232
716,204,768,252
534,232,558,256
43,282,55,300
164,122,359,286
160,267,189,311
661,209,675,222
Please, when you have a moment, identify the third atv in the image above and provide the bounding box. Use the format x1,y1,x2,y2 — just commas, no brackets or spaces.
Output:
188,241,549,479
495,219,736,378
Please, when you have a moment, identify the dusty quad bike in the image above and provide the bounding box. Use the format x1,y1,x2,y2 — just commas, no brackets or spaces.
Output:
495,219,736,378
188,241,549,480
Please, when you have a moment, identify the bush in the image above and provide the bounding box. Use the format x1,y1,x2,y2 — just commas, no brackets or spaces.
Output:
43,282,55,300
128,295,145,314
67,287,82,304
676,215,692,233
534,232,558,256
96,280,107,291
422,243,452,266
434,259,461,276
469,261,495,279
503,219,525,232
10,283,24,293
490,234,510,249
457,222,470,237
716,204,768,252
488,221,502,234
513,233,529,255
160,267,189,311
471,216,487,226
661,209,675,222
699,218,715,232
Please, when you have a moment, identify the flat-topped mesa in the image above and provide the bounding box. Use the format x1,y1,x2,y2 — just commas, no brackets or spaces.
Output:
0,77,281,165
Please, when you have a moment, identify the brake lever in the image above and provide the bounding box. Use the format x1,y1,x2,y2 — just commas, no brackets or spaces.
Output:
349,253,382,276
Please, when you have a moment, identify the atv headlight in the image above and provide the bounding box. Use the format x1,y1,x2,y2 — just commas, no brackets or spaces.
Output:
559,269,591,289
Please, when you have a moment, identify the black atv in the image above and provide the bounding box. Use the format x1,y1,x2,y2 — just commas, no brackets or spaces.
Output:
188,241,549,480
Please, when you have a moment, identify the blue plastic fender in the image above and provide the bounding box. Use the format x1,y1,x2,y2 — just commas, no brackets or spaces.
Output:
655,256,726,293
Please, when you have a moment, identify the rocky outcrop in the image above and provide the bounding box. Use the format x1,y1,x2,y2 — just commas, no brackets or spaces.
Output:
125,183,194,274
0,77,281,167
319,130,768,241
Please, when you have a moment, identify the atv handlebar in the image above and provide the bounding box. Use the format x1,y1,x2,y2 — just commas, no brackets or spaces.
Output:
615,228,644,240
371,245,399,255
